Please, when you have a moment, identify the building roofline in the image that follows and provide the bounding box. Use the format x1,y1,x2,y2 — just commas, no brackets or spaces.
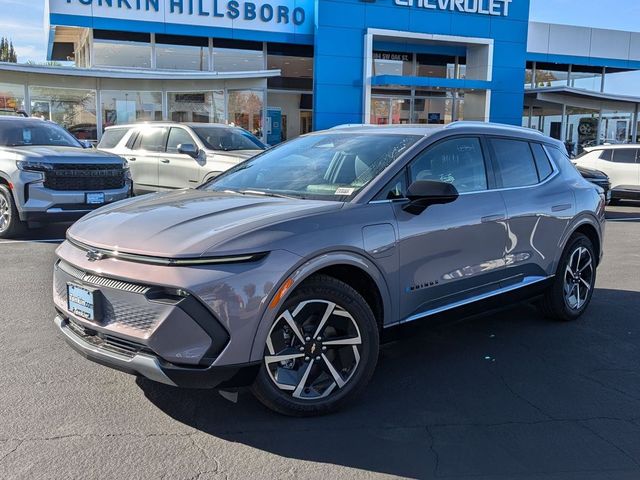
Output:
526,86,640,105
0,62,281,81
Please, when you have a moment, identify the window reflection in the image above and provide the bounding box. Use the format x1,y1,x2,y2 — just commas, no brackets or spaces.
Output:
228,90,264,138
0,83,25,113
168,91,224,123
29,86,97,141
101,90,162,128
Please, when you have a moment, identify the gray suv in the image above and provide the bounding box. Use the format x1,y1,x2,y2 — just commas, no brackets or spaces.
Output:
52,122,605,416
0,117,131,238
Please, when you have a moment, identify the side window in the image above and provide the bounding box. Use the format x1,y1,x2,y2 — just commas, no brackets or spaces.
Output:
612,149,637,164
408,137,488,194
530,143,554,181
490,138,539,188
167,128,196,154
374,170,407,200
599,149,613,161
133,127,168,152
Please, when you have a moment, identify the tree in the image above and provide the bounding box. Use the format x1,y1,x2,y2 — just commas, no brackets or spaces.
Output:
0,37,18,63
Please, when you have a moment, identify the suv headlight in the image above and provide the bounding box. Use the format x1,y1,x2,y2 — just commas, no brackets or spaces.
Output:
122,160,132,181
16,160,54,172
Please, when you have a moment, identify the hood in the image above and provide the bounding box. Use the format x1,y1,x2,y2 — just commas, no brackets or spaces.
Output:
576,165,608,180
68,189,342,258
10,146,123,163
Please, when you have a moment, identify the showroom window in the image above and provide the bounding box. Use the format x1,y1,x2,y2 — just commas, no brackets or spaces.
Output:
93,30,152,69
156,34,210,71
267,43,313,90
372,51,413,76
213,39,264,72
29,86,97,142
0,83,25,113
416,54,457,79
534,62,570,88
228,90,264,138
168,91,224,123
101,90,162,128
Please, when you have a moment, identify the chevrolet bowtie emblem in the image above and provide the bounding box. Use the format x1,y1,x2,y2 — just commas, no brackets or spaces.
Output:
86,250,105,262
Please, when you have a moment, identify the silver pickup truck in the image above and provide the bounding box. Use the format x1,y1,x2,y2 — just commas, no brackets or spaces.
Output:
0,117,131,238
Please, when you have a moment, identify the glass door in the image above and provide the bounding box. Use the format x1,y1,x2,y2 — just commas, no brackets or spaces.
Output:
370,96,411,125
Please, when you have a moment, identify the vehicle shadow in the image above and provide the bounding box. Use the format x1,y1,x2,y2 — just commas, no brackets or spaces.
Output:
138,288,640,479
606,200,640,222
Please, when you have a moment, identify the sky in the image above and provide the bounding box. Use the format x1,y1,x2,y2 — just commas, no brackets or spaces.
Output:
1,0,640,92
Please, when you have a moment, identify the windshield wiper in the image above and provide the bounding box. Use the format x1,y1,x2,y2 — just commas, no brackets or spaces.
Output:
240,189,299,200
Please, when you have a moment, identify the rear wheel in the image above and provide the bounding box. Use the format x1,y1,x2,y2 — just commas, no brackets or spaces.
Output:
538,233,596,321
252,275,379,416
0,184,25,239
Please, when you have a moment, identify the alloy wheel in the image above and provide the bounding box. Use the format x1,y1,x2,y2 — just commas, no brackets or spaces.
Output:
563,246,594,310
0,194,10,233
264,300,362,400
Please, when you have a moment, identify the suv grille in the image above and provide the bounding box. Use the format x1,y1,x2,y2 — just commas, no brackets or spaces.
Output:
44,163,125,191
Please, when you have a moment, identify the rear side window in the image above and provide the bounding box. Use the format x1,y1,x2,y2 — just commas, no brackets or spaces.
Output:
612,149,638,164
530,143,554,180
133,127,168,152
599,150,613,161
98,128,128,149
489,138,538,188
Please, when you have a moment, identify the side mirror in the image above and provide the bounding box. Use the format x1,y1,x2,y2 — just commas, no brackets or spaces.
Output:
178,143,199,158
402,180,459,215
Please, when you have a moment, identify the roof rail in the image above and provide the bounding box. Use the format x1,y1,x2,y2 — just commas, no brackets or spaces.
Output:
445,121,546,136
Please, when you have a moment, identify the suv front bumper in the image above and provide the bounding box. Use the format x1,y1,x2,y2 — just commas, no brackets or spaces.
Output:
54,315,260,388
17,178,131,223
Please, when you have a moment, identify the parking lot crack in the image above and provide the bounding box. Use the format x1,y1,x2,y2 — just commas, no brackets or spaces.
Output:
424,425,441,478
495,371,554,421
579,421,640,468
0,440,23,466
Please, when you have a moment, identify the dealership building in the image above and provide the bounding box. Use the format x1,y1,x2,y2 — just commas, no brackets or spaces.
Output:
1,0,640,153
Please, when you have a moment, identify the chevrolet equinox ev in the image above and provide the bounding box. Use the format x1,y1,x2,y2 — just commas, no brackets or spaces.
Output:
53,122,605,416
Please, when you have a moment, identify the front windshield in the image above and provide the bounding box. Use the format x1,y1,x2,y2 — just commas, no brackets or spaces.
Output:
0,121,81,147
203,132,421,200
192,126,266,152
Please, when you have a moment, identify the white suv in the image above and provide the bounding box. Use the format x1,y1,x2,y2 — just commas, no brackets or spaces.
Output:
573,145,640,204
98,123,266,194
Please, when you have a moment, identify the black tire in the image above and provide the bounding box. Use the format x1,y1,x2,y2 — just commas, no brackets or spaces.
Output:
538,233,596,321
252,274,379,416
0,184,25,239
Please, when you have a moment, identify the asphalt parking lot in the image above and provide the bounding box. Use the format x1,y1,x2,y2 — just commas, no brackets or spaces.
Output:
1,204,640,480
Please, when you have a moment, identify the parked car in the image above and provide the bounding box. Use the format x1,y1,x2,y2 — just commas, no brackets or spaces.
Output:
575,165,611,204
98,122,266,194
0,109,28,118
53,122,605,416
573,144,640,204
0,117,131,238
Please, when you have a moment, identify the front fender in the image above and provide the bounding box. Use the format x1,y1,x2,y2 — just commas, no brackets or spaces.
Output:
248,250,394,363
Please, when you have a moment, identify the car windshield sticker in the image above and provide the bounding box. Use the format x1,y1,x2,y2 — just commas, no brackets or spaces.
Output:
335,187,355,196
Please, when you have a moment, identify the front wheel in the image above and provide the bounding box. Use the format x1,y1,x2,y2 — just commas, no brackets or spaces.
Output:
252,275,379,416
0,184,25,239
537,233,596,321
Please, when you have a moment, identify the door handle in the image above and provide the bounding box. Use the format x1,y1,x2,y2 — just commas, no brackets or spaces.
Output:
481,214,506,223
552,204,572,212
161,159,170,164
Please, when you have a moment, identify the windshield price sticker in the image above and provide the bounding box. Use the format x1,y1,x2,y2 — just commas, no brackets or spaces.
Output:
335,187,355,196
